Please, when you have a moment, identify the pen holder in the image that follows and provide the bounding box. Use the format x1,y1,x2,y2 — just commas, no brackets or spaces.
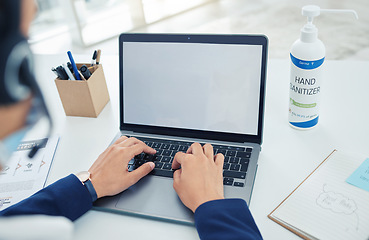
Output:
54,63,110,118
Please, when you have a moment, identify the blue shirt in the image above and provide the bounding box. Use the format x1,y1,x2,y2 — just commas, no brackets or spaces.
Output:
195,199,262,239
0,174,262,239
0,174,91,221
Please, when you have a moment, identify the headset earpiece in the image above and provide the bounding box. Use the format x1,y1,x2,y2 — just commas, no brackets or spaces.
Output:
0,0,32,105
0,32,33,104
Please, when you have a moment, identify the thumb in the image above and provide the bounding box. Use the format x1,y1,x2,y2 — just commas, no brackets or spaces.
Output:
172,169,182,194
214,153,224,169
173,168,181,183
129,162,155,184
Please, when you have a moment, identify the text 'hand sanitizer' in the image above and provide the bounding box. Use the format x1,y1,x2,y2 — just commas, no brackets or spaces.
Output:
289,5,358,130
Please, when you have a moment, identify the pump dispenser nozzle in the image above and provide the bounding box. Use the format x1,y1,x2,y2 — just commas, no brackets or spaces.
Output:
300,5,358,43
302,5,359,23
302,5,320,25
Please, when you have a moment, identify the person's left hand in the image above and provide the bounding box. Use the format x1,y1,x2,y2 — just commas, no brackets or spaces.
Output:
88,136,156,198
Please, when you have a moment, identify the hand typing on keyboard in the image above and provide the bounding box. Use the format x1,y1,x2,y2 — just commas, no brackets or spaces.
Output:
88,136,156,198
172,143,225,213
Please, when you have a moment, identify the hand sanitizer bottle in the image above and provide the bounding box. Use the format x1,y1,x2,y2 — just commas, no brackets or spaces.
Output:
289,5,358,130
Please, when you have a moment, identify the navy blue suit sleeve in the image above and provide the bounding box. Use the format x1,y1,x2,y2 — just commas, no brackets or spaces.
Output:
0,174,92,221
194,199,262,240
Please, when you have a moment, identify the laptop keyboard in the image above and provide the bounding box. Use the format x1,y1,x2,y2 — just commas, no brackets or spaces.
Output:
126,136,252,188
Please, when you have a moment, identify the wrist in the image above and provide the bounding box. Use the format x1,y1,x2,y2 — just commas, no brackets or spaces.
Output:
192,195,224,213
75,171,98,202
89,177,103,199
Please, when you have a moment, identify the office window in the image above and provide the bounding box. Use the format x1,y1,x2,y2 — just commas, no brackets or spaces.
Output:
29,0,68,43
30,0,215,46
142,0,211,24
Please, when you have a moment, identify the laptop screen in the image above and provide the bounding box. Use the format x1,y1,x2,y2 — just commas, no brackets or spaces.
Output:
120,34,267,143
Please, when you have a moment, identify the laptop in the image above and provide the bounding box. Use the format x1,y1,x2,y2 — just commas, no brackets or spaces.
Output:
94,33,268,224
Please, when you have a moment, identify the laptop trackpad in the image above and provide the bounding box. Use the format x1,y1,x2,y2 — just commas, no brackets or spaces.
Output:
115,175,194,223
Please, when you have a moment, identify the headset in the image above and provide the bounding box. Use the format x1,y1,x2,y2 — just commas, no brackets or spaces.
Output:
0,0,52,158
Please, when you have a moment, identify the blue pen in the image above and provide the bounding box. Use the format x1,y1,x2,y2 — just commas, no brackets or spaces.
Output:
67,51,81,80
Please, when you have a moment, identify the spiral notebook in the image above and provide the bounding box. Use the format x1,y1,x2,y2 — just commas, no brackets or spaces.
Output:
268,150,369,240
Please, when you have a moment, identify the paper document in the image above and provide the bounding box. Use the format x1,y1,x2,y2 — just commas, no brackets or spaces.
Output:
0,136,59,210
269,150,369,240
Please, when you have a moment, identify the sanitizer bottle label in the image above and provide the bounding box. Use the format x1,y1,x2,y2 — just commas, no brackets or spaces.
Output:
289,54,324,129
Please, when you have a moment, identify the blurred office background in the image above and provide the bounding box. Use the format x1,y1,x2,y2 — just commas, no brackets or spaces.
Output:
29,0,369,60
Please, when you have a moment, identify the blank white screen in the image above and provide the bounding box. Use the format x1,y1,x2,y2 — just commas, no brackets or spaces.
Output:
123,42,262,135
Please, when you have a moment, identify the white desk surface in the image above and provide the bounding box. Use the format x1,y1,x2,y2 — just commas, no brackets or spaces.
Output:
33,54,369,240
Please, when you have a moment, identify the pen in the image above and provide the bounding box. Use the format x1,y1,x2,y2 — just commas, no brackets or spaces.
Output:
67,51,81,80
96,49,101,65
91,50,97,66
67,62,73,74
55,66,69,80
51,67,59,77
79,65,92,80
63,63,75,80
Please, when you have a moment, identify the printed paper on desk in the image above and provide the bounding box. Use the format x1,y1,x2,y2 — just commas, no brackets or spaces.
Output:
0,136,59,210
268,150,369,240
346,158,369,193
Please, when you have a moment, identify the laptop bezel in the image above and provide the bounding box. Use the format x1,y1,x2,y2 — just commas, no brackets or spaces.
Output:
119,33,268,144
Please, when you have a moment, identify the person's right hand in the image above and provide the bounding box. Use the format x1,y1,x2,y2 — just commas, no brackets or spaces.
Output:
172,143,225,213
